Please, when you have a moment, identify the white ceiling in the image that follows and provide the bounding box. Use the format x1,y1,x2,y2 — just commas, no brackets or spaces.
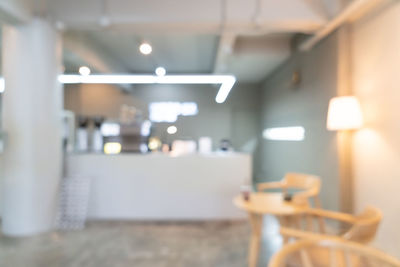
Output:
76,32,218,74
42,0,342,83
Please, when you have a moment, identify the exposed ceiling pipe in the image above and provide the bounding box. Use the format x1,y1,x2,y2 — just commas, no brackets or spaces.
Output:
251,0,262,28
0,0,32,24
99,0,111,27
299,0,384,51
213,0,236,74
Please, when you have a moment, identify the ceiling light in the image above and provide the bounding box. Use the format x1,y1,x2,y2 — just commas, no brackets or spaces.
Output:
139,43,152,55
155,67,166,76
58,74,236,103
79,66,91,76
167,125,178,135
99,16,111,27
59,75,157,84
215,76,236,103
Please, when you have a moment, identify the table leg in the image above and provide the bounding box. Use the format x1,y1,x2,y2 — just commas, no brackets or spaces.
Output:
248,213,263,267
277,216,290,244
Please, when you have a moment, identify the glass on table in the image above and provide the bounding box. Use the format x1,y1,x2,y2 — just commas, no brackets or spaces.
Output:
240,185,252,202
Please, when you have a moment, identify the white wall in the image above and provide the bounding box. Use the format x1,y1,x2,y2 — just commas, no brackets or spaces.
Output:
351,1,400,257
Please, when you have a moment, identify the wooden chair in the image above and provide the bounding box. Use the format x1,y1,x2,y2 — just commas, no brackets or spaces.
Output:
257,173,322,207
269,237,400,267
280,206,382,245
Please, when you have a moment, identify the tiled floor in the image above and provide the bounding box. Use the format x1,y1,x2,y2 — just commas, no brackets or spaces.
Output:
0,217,282,267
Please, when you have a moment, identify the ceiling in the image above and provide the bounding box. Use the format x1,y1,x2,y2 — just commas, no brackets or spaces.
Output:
4,0,344,83
63,31,219,75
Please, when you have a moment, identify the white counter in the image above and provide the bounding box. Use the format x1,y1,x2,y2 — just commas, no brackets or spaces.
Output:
66,153,251,220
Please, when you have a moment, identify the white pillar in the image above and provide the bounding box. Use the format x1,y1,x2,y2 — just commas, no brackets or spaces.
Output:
1,18,62,236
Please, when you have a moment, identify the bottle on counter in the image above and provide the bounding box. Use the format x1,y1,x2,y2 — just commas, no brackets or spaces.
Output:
91,116,104,153
76,116,89,152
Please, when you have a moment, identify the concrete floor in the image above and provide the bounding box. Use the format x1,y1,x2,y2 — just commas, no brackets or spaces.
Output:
0,218,282,267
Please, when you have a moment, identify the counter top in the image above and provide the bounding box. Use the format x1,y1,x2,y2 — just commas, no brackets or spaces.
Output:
68,151,249,158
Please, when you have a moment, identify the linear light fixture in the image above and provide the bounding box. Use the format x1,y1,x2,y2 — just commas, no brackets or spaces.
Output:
58,74,236,103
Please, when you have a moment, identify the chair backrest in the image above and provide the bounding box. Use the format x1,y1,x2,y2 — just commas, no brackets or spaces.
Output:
282,173,321,207
342,206,382,244
269,238,400,267
283,173,321,193
281,206,382,245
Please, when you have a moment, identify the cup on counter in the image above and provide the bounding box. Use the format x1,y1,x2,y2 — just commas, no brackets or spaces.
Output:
240,185,252,202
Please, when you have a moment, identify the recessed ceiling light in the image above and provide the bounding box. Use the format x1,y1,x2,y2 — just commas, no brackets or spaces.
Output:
79,66,91,76
99,16,111,27
155,67,166,76
139,42,152,55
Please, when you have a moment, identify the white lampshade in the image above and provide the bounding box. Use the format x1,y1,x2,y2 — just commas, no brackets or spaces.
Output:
327,96,363,131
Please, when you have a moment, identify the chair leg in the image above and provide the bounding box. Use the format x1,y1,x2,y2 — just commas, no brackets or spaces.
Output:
300,249,314,267
278,216,291,244
314,196,326,233
306,214,314,232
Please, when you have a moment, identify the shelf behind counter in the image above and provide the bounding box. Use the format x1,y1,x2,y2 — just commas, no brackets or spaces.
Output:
66,152,251,220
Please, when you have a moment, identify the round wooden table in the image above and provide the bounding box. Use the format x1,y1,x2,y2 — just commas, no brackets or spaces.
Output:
233,192,307,267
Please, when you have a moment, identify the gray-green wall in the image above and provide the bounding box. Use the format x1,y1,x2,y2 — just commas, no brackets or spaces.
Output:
64,33,342,211
257,33,340,210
